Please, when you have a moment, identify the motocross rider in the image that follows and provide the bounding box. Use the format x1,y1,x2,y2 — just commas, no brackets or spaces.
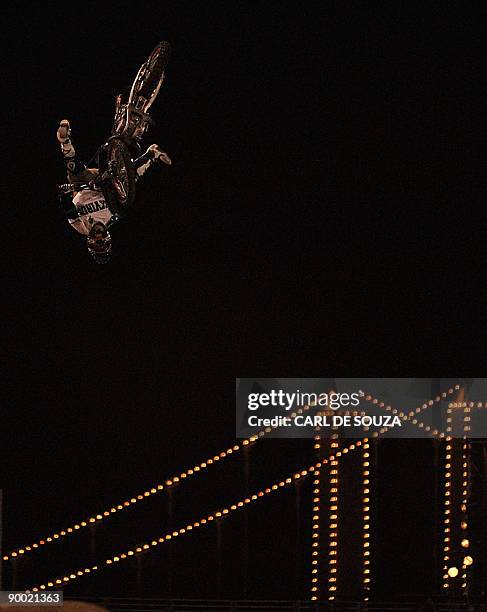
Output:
57,119,171,264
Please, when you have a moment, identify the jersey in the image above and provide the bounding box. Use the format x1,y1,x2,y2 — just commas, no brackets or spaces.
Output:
68,189,113,236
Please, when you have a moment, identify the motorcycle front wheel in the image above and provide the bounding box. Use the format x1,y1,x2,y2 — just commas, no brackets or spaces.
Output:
129,41,171,112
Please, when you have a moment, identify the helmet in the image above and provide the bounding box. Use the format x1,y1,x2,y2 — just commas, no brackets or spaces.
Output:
87,222,112,264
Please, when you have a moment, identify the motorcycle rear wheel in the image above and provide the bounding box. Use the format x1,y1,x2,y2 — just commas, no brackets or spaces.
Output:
105,138,136,212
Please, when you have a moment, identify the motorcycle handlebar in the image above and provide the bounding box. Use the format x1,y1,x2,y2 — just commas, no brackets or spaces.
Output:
57,175,108,194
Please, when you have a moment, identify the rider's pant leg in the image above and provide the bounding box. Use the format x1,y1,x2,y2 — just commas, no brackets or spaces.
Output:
60,132,99,185
64,155,86,181
64,155,99,185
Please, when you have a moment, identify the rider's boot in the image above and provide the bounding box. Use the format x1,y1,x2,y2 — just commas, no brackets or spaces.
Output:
56,120,90,181
134,144,172,177
57,119,75,158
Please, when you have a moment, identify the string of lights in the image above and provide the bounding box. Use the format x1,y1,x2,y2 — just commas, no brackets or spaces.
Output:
37,385,481,595
362,385,460,439
5,402,322,562
443,400,475,591
7,388,461,562
2,440,242,561
362,440,371,601
442,402,453,590
328,436,339,602
30,440,369,592
461,403,472,595
311,422,322,602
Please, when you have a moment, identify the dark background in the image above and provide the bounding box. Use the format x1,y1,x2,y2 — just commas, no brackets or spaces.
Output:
2,0,486,601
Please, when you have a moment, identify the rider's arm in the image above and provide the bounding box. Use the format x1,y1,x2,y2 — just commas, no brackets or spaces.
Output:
59,194,88,235
58,192,78,220
68,217,89,235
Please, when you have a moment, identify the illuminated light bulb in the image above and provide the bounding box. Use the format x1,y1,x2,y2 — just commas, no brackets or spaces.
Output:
461,539,469,548
464,556,473,566
448,567,459,578
461,521,468,530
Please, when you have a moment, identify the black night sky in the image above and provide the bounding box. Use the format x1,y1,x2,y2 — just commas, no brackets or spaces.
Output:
2,1,487,604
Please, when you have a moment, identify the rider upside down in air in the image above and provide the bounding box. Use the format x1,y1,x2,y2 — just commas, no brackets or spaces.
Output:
57,41,172,264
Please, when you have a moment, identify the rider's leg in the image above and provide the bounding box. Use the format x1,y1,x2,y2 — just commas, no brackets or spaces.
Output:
133,144,171,179
56,120,99,185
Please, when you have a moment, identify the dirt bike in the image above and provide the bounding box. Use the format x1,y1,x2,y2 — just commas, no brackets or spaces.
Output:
58,41,171,214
